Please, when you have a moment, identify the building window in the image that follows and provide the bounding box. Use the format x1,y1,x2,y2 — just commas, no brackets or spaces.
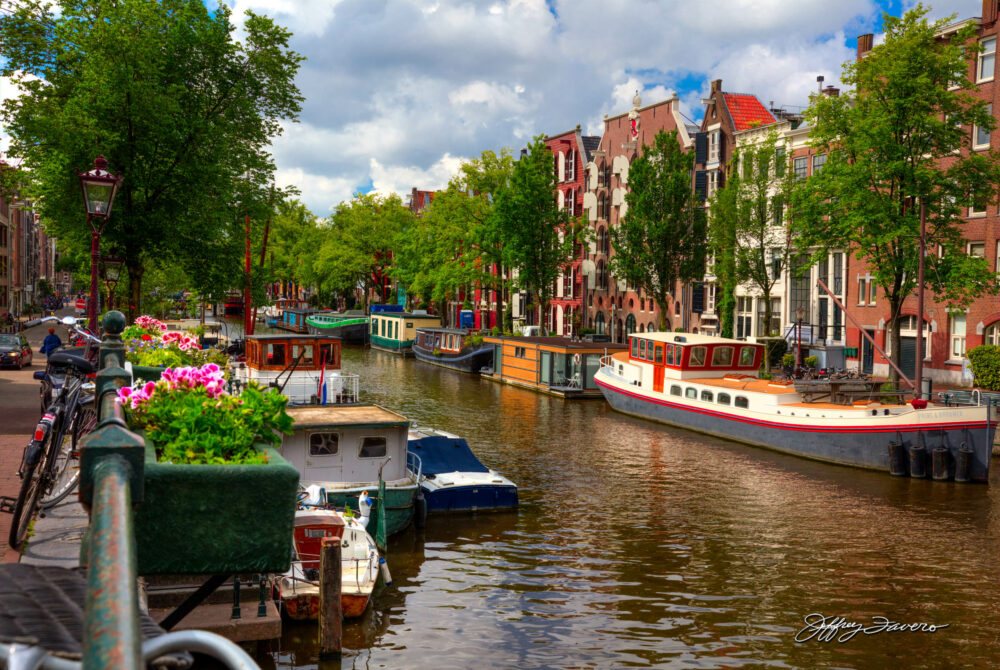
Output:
774,148,786,177
705,283,716,313
812,153,826,173
985,322,1000,346
736,296,753,339
974,104,992,150
707,169,719,197
979,37,996,82
708,130,720,163
969,200,987,217
793,156,808,180
951,313,967,358
597,195,606,220
969,242,986,258
772,197,784,226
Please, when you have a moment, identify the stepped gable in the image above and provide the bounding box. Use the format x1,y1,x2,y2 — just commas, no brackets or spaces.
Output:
721,92,776,131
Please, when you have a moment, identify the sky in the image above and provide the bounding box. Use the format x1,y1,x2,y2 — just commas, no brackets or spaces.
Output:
0,0,984,215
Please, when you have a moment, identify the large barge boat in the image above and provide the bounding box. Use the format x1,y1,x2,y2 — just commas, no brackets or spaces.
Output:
305,311,369,344
594,332,996,482
369,311,441,355
482,335,627,398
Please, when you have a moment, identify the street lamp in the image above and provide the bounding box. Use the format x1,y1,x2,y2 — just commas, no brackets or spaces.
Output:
794,304,806,366
79,155,123,331
102,255,125,312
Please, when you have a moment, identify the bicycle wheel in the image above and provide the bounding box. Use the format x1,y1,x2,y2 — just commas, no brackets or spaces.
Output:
8,438,50,550
41,403,95,509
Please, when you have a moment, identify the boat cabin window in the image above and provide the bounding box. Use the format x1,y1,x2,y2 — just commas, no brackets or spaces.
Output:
685,387,697,399
670,385,682,396
666,344,674,365
292,344,314,365
359,436,387,459
739,346,756,367
318,343,337,367
701,390,713,402
717,393,731,405
654,344,663,364
711,346,734,367
266,342,287,366
309,432,339,456
631,338,639,357
689,346,707,367
735,396,749,409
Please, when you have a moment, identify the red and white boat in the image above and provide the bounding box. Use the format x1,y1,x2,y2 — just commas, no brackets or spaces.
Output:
273,506,381,620
595,332,996,482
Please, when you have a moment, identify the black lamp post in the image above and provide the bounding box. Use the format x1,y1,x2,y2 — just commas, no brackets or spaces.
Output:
79,155,122,331
795,304,806,366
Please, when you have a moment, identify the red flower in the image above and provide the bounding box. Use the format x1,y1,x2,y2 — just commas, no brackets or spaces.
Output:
141,334,152,341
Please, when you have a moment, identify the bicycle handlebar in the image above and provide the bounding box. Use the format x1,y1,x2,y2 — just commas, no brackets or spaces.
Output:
28,315,102,344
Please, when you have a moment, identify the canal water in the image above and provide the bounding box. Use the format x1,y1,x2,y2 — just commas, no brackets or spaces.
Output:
254,344,1000,670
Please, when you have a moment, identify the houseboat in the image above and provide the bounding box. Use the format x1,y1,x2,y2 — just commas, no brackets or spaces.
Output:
369,311,441,355
276,306,317,333
594,332,997,482
281,404,422,540
223,292,244,316
233,333,359,405
482,335,628,398
305,310,370,344
412,328,493,373
407,427,518,512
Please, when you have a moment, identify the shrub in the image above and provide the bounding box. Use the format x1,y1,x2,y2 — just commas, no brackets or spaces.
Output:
432,348,442,356
782,353,796,368
580,328,596,336
467,334,484,346
805,355,819,369
764,338,788,367
760,372,773,380
967,345,1000,391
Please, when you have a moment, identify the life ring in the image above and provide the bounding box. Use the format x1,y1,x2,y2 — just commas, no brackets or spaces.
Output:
573,353,581,365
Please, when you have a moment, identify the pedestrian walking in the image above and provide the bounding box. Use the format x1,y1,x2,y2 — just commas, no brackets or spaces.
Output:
40,327,62,358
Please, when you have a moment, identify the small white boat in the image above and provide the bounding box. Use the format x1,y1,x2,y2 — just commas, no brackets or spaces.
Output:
273,491,383,620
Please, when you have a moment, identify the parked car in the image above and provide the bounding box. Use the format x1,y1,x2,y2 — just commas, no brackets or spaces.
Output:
0,333,33,369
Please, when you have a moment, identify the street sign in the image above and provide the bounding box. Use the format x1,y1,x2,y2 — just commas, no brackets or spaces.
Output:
75,298,86,311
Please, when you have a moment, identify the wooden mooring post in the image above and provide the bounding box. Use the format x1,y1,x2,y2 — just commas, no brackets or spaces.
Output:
319,536,342,659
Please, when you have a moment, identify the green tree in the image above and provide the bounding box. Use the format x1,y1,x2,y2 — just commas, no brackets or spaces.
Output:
312,193,412,312
464,149,515,327
268,197,321,296
610,129,707,330
0,0,303,320
791,5,1000,383
491,136,583,333
709,131,795,366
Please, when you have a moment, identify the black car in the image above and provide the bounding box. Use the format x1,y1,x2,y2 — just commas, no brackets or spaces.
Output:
0,333,33,369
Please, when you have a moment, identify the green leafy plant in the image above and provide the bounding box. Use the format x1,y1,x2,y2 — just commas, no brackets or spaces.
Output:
805,355,819,369
782,353,796,368
467,334,484,346
967,345,1000,391
122,366,293,465
432,348,443,356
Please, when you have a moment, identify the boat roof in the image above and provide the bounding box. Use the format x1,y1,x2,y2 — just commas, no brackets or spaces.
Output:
487,335,628,349
294,510,346,528
416,327,468,334
407,435,489,475
374,312,441,320
287,403,409,429
282,308,318,314
246,333,342,341
632,332,761,347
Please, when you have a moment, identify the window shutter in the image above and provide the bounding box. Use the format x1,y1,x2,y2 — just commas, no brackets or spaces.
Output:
717,133,727,163
691,283,705,314
695,132,708,164
694,170,707,201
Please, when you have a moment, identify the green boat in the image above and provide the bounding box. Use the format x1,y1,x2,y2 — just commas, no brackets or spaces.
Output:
369,311,442,355
305,311,370,344
281,405,421,542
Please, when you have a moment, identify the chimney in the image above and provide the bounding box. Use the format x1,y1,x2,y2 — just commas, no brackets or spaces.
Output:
710,79,722,94
520,148,528,160
857,33,874,59
817,75,825,93
985,0,998,24
822,85,840,97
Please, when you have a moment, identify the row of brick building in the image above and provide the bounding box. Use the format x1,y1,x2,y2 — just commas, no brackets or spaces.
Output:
407,5,1000,387
0,165,72,319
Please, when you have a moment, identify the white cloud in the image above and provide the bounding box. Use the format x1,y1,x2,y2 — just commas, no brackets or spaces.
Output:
243,0,891,213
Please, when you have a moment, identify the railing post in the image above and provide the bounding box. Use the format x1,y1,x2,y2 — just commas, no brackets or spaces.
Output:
79,311,147,670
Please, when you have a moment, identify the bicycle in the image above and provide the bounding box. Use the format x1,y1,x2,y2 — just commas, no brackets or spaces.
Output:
8,318,100,548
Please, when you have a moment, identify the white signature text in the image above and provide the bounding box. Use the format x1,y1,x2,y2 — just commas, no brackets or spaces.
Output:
795,613,949,643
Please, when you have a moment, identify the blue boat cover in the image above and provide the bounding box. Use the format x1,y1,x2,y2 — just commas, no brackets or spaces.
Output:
408,436,489,475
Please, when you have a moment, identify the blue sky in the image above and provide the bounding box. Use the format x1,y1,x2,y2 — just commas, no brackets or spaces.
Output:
2,0,983,212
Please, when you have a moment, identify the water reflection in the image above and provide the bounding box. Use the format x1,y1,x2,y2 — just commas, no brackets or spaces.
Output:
257,345,1000,669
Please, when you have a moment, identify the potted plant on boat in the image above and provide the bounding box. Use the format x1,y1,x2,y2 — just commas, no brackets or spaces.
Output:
119,363,299,574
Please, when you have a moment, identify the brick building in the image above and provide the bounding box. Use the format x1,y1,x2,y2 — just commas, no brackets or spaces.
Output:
841,13,1000,387
582,92,697,343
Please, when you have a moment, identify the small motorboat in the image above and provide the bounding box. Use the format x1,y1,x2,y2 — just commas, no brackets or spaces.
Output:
272,489,386,620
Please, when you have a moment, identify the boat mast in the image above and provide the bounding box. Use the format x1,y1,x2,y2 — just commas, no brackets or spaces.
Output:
915,199,926,399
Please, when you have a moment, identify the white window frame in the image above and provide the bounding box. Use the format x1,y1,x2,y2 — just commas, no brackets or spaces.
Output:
973,104,992,150
950,313,967,359
707,169,719,197
969,202,987,218
969,241,985,258
857,276,867,305
708,131,720,163
793,156,808,180
978,36,996,83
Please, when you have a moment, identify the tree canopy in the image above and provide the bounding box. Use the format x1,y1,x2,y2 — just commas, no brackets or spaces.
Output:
611,129,706,330
0,0,304,319
791,5,1000,381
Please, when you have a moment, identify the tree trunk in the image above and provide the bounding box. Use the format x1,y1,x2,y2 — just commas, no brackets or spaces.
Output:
887,300,902,385
656,296,669,331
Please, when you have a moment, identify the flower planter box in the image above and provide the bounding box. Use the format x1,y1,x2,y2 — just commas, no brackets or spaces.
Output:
133,433,300,575
131,364,165,381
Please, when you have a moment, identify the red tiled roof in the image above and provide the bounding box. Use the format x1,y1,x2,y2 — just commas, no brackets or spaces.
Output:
722,93,776,131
